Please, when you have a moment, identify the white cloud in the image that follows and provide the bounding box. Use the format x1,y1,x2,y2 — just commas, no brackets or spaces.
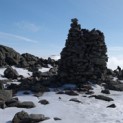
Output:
15,21,40,32
108,56,123,70
0,32,38,43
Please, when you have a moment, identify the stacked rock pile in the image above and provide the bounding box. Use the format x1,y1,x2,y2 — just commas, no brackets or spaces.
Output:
58,18,108,83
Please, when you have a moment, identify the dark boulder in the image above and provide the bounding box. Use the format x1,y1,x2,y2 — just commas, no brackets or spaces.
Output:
17,101,35,108
0,45,22,67
4,67,19,79
69,98,82,103
38,99,49,105
54,117,62,121
90,95,114,101
12,111,50,123
101,89,110,94
107,104,116,108
12,111,30,123
5,97,19,107
65,90,79,96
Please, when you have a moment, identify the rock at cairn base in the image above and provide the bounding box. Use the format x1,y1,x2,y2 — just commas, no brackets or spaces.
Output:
58,18,108,84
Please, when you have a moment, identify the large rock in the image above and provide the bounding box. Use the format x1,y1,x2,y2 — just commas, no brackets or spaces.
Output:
4,66,19,79
58,18,108,84
0,45,22,67
12,111,30,123
17,101,35,108
0,90,12,101
30,114,49,122
12,111,50,123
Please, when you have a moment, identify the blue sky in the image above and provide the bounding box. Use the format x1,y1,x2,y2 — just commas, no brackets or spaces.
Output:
0,0,123,69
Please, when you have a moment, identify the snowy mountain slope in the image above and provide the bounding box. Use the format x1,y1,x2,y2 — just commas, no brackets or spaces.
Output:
0,67,123,123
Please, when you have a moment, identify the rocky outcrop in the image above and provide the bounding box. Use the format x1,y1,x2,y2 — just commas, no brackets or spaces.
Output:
58,18,108,84
0,45,22,67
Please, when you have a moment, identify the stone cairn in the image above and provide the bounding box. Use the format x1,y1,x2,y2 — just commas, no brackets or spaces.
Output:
58,18,108,84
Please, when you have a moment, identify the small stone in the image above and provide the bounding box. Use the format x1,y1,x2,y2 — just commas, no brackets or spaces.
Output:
107,104,116,108
65,90,78,96
39,99,49,105
69,98,82,103
54,117,62,121
101,89,110,94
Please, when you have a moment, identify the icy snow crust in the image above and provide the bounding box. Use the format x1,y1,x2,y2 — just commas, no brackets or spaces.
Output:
0,67,123,123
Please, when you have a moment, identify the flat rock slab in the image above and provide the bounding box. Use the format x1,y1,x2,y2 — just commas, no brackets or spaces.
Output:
65,90,79,96
0,90,12,101
90,95,114,102
69,98,82,103
17,101,35,108
30,114,50,122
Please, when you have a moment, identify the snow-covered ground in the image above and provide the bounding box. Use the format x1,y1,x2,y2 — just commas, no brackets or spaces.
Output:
1,67,123,123
1,85,123,123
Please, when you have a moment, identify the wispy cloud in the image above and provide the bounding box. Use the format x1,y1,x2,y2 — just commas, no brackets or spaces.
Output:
108,56,123,70
108,46,123,51
15,21,40,32
0,32,38,43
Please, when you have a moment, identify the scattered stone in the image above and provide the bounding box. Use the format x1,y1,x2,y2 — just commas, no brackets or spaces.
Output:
107,104,116,108
69,98,82,103
90,95,114,101
17,101,35,108
101,89,110,94
23,91,30,95
4,66,19,79
30,114,50,122
56,91,65,94
54,117,62,121
65,90,79,96
39,99,49,105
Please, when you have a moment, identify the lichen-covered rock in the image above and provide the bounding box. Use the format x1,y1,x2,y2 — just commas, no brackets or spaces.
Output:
58,18,108,84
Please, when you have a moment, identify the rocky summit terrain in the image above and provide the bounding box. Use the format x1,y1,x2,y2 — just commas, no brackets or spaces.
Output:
1,19,123,123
